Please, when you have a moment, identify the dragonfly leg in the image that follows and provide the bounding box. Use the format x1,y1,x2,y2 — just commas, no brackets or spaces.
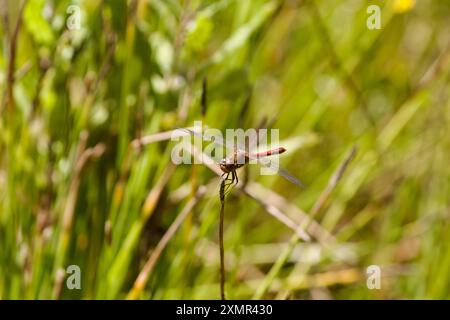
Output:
222,172,232,191
221,172,232,185
223,171,236,195
221,172,231,183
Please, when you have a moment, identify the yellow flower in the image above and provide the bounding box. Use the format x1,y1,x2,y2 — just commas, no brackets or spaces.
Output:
393,0,416,13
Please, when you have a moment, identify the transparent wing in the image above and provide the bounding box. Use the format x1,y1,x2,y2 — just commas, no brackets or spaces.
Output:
175,127,304,187
174,127,237,151
255,157,305,188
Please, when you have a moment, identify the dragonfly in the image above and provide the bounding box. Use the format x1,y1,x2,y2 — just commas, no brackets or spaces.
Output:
177,127,305,194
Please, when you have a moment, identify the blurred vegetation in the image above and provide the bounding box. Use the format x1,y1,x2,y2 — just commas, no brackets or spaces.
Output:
0,0,449,299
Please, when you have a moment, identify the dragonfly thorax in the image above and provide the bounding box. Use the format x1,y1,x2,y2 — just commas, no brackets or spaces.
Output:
219,158,244,173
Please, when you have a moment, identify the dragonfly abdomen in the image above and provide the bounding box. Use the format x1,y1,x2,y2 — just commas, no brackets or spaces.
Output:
252,147,286,158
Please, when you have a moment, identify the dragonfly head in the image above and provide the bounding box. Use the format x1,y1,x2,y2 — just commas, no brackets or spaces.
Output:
219,158,233,173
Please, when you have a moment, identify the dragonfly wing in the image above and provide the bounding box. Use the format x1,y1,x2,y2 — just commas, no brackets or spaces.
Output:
255,158,305,188
276,166,305,188
175,127,237,151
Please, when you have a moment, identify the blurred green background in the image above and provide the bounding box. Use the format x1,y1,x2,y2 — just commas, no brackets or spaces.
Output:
1,0,449,299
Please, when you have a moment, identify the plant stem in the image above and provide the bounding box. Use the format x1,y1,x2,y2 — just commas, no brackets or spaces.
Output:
219,179,226,300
